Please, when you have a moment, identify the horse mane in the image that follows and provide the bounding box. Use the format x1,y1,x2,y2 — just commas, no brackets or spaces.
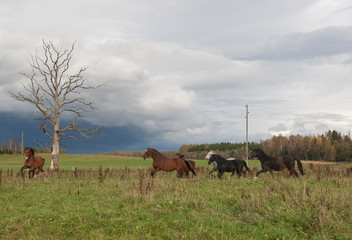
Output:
256,148,264,156
25,147,35,156
148,148,166,158
149,148,159,154
255,148,274,161
211,154,226,162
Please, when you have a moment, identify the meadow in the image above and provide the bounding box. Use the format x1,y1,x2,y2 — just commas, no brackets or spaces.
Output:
0,154,352,239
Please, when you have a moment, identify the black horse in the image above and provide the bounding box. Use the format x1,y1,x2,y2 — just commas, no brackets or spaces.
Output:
205,150,236,177
249,148,304,178
208,154,249,179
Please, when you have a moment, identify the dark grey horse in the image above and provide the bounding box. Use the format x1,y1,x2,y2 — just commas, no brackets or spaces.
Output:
208,154,249,179
205,150,235,177
249,148,304,178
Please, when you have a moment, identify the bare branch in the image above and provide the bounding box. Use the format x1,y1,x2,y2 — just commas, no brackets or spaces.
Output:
9,40,106,163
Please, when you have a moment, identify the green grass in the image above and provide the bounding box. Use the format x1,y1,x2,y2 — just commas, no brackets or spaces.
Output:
0,155,352,239
0,153,224,171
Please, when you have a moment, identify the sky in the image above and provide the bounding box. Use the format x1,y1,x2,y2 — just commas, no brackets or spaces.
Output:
1,0,352,153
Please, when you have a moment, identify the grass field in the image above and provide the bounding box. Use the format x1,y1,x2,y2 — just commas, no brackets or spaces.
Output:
1,154,352,239
0,153,217,171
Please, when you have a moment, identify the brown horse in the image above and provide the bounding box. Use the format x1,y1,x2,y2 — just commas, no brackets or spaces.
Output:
143,148,196,177
176,153,196,177
21,147,45,178
249,148,304,178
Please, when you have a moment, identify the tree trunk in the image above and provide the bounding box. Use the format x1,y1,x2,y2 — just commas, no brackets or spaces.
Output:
49,120,60,171
50,138,60,171
50,151,59,171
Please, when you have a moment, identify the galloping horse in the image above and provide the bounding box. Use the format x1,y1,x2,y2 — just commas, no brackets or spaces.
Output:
143,148,196,177
249,148,304,178
208,154,249,179
176,153,196,177
205,150,236,176
21,147,45,178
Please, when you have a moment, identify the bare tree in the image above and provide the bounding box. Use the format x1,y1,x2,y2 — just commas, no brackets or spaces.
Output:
10,40,103,170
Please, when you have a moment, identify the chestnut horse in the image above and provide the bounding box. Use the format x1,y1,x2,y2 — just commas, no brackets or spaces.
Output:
143,148,196,177
21,147,45,178
249,148,304,178
176,153,196,177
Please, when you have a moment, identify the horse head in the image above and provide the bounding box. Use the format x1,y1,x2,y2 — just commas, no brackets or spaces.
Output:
208,154,218,165
143,148,157,159
205,150,215,160
24,147,34,160
143,148,151,159
248,148,264,159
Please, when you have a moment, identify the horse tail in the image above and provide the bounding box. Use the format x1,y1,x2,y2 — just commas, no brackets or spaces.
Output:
184,159,196,176
295,158,304,175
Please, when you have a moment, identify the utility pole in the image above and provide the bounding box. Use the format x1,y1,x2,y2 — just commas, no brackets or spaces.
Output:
245,104,249,164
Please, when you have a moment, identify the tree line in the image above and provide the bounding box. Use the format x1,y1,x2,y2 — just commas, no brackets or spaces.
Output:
1,139,65,154
179,130,352,162
1,139,22,154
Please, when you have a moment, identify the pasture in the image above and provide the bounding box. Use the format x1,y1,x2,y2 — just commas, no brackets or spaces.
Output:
0,154,352,239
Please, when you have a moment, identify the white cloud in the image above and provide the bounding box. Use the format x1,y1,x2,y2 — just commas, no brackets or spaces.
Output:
1,0,352,150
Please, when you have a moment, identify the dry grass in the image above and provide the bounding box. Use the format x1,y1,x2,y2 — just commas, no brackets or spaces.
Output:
0,161,352,239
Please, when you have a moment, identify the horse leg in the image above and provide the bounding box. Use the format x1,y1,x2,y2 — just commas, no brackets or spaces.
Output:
31,168,36,178
177,170,183,178
208,168,217,177
291,169,299,177
217,171,224,179
150,168,158,177
256,169,268,178
20,167,25,177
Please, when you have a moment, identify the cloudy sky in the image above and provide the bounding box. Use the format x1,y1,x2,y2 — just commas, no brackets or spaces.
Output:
1,0,352,153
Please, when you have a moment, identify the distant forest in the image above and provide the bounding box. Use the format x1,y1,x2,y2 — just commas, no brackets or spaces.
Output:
0,139,24,154
179,130,352,162
0,140,64,154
